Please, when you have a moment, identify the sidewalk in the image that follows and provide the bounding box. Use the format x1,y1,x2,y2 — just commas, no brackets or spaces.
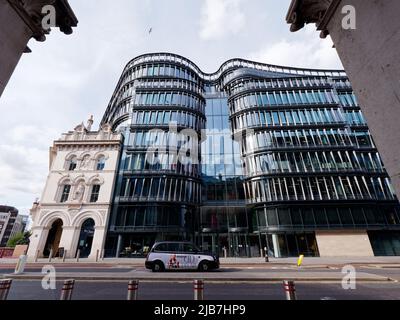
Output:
1,256,400,266
2,256,400,283
2,268,394,283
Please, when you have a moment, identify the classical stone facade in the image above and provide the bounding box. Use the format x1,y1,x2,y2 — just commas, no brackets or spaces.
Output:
0,0,78,96
27,118,122,260
286,0,400,205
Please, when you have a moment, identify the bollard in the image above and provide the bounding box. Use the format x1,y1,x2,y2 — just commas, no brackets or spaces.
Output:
265,253,269,263
60,279,75,300
127,280,139,300
62,250,67,262
14,254,28,274
48,249,53,263
76,249,80,263
0,279,12,300
297,255,304,267
283,280,297,300
194,280,204,301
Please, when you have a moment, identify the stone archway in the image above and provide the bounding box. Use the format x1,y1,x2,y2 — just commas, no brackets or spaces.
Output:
43,219,63,258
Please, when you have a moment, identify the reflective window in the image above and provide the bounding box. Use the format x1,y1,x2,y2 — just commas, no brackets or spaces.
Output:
60,185,71,203
90,185,101,203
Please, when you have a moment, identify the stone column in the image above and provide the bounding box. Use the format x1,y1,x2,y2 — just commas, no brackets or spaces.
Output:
88,226,107,260
27,226,50,260
0,1,32,97
58,226,80,258
272,234,281,258
0,0,78,97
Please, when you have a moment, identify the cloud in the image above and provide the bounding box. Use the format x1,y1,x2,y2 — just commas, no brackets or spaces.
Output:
248,26,343,70
199,0,246,40
0,125,59,204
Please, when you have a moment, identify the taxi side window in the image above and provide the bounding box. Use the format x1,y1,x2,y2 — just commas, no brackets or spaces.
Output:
154,243,168,252
167,243,180,252
183,244,196,253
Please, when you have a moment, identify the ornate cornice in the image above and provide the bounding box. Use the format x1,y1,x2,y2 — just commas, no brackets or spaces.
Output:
286,0,342,38
7,0,78,42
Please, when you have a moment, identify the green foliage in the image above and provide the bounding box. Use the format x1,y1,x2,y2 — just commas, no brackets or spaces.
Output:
6,231,31,248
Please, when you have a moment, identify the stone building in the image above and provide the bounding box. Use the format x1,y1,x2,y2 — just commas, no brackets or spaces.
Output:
27,117,122,260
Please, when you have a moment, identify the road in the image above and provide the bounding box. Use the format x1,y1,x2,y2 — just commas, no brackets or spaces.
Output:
4,280,400,300
2,263,400,300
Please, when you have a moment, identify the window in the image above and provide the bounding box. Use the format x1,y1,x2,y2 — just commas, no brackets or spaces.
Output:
90,185,101,203
183,243,199,253
60,185,71,203
96,156,106,171
154,243,168,252
68,157,77,171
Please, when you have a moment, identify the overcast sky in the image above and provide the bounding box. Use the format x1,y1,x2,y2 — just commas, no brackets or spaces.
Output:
0,0,343,216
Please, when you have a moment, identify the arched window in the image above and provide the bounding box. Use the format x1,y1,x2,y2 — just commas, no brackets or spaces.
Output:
90,184,101,203
67,156,78,171
96,156,106,171
60,184,71,203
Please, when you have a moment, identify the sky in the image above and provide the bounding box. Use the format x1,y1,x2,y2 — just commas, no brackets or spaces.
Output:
0,0,343,217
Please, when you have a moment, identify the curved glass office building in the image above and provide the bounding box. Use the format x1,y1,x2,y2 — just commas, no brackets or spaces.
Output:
102,53,400,257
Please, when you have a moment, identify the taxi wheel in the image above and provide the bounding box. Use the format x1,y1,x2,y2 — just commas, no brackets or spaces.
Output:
198,261,210,272
152,261,165,272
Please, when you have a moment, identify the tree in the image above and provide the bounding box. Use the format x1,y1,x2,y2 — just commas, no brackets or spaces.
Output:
7,231,31,248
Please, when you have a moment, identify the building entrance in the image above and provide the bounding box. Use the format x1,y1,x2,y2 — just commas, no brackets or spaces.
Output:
43,219,63,258
77,219,95,258
259,232,319,258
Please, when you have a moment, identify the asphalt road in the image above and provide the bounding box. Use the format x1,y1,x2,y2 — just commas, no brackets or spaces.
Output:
1,264,398,273
4,280,400,300
2,264,400,300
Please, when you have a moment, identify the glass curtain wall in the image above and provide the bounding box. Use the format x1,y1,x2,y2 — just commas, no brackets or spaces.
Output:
101,53,400,258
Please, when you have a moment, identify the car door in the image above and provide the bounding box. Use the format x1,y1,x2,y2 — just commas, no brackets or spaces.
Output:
182,243,199,270
166,243,181,270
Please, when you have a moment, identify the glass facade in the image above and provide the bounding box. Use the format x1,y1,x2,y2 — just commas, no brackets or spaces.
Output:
101,53,400,257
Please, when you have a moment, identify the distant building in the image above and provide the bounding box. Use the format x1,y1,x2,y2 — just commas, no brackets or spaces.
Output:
9,214,29,240
0,0,78,96
286,0,400,210
0,206,19,246
27,118,123,260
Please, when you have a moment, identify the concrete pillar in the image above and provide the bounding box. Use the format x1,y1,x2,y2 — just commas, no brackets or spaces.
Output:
27,226,50,260
272,234,281,258
58,226,80,258
88,226,107,260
